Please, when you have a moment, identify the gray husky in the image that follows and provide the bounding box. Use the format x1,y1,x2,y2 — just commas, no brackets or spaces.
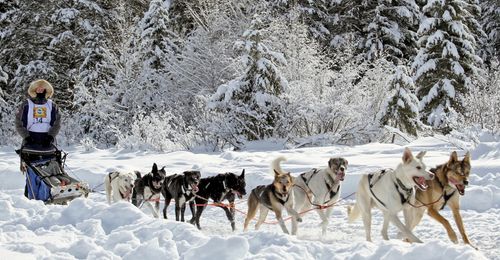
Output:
292,157,348,236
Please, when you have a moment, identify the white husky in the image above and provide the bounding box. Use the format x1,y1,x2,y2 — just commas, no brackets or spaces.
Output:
347,148,434,243
104,171,136,204
291,157,348,236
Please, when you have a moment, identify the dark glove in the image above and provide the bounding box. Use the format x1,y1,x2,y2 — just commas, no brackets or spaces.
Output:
23,136,33,144
44,135,54,146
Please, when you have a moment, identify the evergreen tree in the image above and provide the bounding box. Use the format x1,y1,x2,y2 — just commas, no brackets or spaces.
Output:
412,0,483,133
379,65,420,135
209,15,288,143
0,0,19,96
364,0,421,63
0,65,11,144
121,0,178,114
480,0,500,65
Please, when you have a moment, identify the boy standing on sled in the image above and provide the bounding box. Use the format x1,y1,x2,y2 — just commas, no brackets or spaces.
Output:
15,79,61,148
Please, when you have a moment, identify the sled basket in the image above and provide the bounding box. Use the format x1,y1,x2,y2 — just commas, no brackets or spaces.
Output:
17,146,89,205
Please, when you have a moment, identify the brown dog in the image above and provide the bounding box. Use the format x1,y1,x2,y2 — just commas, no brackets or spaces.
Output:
404,151,474,247
243,157,302,234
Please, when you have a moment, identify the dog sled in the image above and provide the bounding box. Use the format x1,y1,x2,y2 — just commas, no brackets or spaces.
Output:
17,145,89,205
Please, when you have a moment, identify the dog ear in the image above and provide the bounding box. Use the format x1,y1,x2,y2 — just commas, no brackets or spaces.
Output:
152,163,158,174
274,169,281,177
402,148,413,164
240,169,245,178
463,151,471,164
328,158,336,169
416,151,426,160
448,151,458,164
343,158,348,166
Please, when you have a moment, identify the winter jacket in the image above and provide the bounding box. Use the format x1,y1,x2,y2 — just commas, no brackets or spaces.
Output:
15,98,61,145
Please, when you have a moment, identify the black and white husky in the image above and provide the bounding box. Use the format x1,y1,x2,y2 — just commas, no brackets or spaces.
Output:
162,170,201,222
190,170,246,231
132,163,166,218
291,157,348,236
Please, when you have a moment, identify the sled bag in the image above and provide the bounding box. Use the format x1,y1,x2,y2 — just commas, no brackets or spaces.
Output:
25,166,52,201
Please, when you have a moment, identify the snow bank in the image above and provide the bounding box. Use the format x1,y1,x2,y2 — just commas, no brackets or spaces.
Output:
0,193,487,259
0,136,497,259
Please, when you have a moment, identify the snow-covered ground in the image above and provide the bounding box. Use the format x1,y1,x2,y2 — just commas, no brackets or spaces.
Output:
0,135,498,259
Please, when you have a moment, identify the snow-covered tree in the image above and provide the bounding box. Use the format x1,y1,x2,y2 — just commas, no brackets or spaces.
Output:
412,0,483,134
364,0,421,63
465,61,500,132
165,1,249,149
209,15,288,144
0,65,12,145
0,0,19,94
266,9,335,137
480,0,500,65
121,0,179,114
379,65,420,135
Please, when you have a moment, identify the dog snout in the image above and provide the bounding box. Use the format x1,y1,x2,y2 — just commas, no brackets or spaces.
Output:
340,166,345,172
464,180,469,186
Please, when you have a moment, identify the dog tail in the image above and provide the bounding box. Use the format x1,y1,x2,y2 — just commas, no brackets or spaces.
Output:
347,203,360,223
271,156,287,175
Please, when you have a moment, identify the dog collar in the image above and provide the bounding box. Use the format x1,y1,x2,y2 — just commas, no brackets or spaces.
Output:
271,185,289,204
395,178,412,193
395,178,413,204
182,184,194,194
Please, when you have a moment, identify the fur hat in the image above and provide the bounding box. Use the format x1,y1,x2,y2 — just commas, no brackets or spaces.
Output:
28,79,54,99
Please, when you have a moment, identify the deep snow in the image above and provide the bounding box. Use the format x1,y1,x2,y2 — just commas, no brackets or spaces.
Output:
0,135,498,259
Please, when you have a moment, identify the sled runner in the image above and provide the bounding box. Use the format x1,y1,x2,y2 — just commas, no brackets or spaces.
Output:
17,145,89,204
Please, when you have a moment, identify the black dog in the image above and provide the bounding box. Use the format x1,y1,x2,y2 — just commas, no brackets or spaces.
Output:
162,170,201,222
132,163,166,218
190,170,246,231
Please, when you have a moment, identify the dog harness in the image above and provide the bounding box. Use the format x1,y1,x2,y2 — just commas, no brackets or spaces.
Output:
300,168,340,204
181,178,194,195
299,169,319,197
273,188,290,205
368,170,388,207
394,178,413,204
368,169,413,207
108,172,118,182
300,168,319,187
431,168,457,210
253,185,289,210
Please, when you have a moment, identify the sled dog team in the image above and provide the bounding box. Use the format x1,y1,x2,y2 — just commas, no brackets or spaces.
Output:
105,148,474,247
